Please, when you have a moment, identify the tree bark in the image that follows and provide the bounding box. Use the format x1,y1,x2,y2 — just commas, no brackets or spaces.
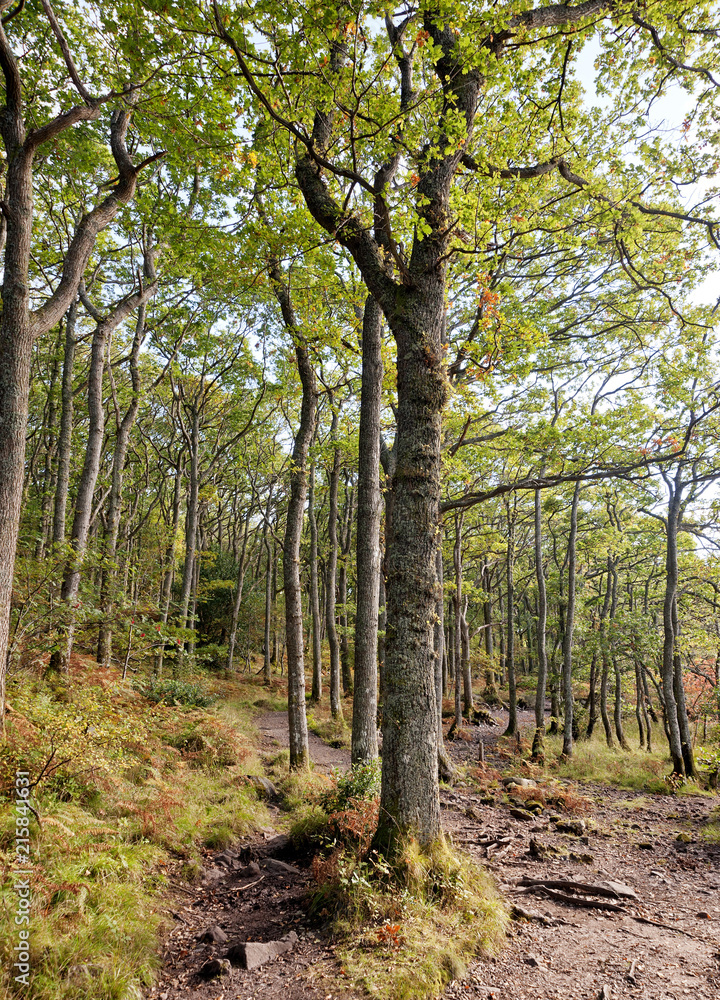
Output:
97,279,153,666
339,475,354,695
561,482,580,757
0,67,150,718
226,509,251,671
532,488,548,759
308,461,323,704
326,406,343,720
661,471,686,775
48,281,154,673
352,294,383,764
504,503,517,737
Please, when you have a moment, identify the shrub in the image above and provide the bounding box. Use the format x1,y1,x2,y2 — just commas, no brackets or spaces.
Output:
319,758,381,814
133,676,215,708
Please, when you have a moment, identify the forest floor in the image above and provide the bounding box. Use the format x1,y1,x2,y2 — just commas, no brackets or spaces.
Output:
148,707,720,1000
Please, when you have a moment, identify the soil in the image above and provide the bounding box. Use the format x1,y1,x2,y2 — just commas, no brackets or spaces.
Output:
148,706,720,1000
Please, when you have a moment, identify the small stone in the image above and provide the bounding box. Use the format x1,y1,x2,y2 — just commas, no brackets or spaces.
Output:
676,832,692,843
525,800,544,813
66,964,103,982
523,953,546,969
226,932,298,970
199,924,228,945
569,852,594,863
637,841,653,850
696,911,711,920
479,795,495,805
237,860,262,878
510,807,534,821
263,857,302,875
555,818,586,836
249,775,278,799
198,958,232,980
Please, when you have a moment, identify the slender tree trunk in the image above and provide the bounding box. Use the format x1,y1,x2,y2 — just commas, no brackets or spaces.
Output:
661,472,686,775
263,541,273,683
48,314,109,673
585,651,598,739
435,547,453,779
51,301,79,548
226,509,251,672
504,506,517,737
97,292,150,666
672,595,696,776
308,461,323,704
561,482,580,757
482,563,497,701
452,513,464,733
280,321,315,769
352,295,382,763
36,329,61,558
261,484,274,684
156,458,183,677
339,476,354,695
461,597,473,718
532,488,548,759
179,408,200,633
326,407,343,720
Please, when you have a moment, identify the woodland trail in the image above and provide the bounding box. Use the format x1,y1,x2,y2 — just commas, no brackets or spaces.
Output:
148,707,720,1000
255,710,351,773
441,709,720,1000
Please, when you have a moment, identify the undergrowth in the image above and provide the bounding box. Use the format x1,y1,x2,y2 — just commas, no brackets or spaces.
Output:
0,657,275,1000
313,837,507,1000
292,760,506,1000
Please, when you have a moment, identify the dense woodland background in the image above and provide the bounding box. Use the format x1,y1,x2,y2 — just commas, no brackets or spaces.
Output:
1,2,720,997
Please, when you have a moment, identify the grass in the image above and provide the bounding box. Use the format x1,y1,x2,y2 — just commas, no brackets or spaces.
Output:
306,693,353,749
0,657,278,1000
314,837,507,1000
542,722,713,795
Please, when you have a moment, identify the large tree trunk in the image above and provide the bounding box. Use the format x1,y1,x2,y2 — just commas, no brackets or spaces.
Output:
0,79,147,719
308,461,323,703
352,295,383,764
561,482,580,757
325,407,343,720
532,488,548,760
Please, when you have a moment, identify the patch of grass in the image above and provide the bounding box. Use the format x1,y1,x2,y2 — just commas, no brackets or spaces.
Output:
312,837,507,1000
543,727,678,793
306,704,352,749
0,660,273,1000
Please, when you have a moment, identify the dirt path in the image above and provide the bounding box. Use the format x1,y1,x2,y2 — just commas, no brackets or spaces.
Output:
145,713,356,1000
255,711,351,772
149,708,719,1000
440,709,720,1000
